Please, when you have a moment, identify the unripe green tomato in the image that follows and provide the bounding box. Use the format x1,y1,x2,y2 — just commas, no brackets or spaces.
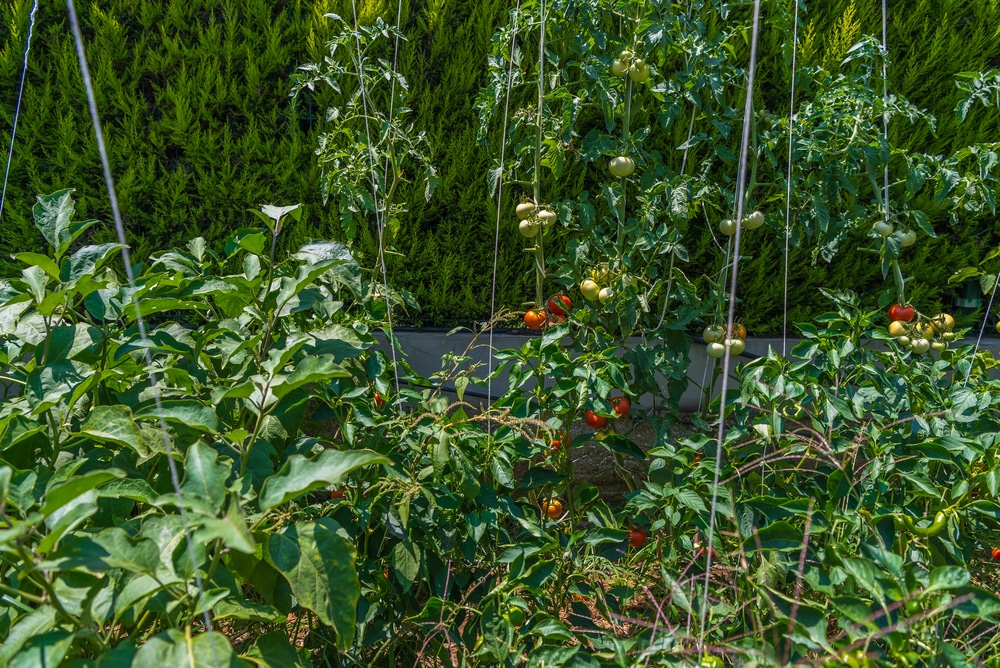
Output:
874,221,894,237
911,338,931,354
580,279,601,302
610,58,628,76
518,220,539,238
598,287,614,303
942,331,956,341
706,342,726,359
609,156,635,177
727,338,746,355
896,336,910,347
703,325,726,343
628,62,650,83
899,229,917,246
516,202,536,220
719,219,737,236
537,209,557,227
744,210,765,229
931,341,947,352
619,50,633,61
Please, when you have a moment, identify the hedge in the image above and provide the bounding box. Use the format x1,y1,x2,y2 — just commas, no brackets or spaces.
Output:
1,0,998,333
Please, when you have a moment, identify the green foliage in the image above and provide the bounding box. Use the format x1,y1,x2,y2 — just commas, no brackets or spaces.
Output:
0,190,394,662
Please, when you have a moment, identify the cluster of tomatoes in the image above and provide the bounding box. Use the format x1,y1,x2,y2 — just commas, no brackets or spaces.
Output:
515,201,557,239
702,322,747,358
872,218,918,247
610,48,651,83
718,209,765,236
886,303,956,354
578,261,617,306
523,293,572,330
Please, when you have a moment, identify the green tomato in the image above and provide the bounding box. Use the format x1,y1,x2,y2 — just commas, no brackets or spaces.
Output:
874,221,894,237
719,218,737,236
609,155,635,177
580,279,601,302
598,287,614,303
628,61,650,83
743,210,765,229
610,58,628,77
518,220,539,238
706,342,726,359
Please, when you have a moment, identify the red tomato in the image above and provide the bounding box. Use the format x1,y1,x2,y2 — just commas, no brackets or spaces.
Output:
584,410,607,429
629,528,647,549
374,392,386,409
612,396,631,418
524,309,546,330
544,313,567,328
992,547,1000,562
547,294,572,316
732,323,747,340
330,487,346,499
889,303,915,322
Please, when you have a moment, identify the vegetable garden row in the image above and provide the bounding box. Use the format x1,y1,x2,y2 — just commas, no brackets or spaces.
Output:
2,0,1000,666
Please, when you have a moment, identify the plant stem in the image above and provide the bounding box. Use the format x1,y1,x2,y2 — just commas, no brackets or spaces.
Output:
892,259,906,303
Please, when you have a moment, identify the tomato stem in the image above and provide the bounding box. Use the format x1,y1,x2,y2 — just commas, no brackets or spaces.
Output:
891,259,906,303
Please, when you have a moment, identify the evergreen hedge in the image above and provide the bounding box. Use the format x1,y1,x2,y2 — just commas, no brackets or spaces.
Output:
1,0,998,333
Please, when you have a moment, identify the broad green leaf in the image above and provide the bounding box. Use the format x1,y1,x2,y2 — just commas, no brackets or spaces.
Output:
266,519,358,649
14,252,60,280
26,360,91,413
214,599,285,623
0,415,45,452
243,630,309,668
38,489,97,554
21,264,49,303
180,443,231,516
43,324,102,362
92,528,162,575
9,630,76,668
32,189,96,259
42,469,125,516
269,355,351,400
134,400,220,433
744,521,804,552
258,448,389,512
195,504,255,554
260,203,301,222
131,629,241,667
60,243,123,282
927,566,970,593
80,406,148,456
0,608,57,663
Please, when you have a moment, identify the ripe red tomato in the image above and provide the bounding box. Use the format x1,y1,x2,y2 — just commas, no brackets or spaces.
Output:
524,309,546,330
330,487,346,500
628,528,647,548
732,323,747,339
584,410,607,429
889,303,915,322
373,392,386,409
694,454,702,463
992,546,1000,561
544,313,566,328
547,294,572,316
612,396,631,417
546,500,563,519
